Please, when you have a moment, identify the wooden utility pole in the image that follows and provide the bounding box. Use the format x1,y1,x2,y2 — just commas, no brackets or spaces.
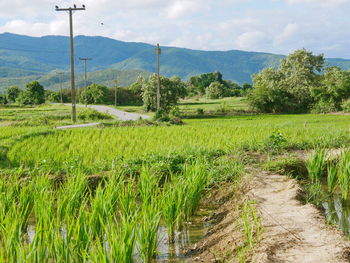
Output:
57,72,65,103
79,57,92,88
155,43,161,111
113,80,119,107
55,4,86,123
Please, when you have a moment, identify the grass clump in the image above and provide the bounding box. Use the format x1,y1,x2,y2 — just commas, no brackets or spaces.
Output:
264,155,307,179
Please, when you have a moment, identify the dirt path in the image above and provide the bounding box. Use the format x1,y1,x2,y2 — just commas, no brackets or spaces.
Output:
63,104,150,121
250,170,350,263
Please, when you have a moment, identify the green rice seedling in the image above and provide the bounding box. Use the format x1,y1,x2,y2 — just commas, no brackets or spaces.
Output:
327,163,338,193
56,172,88,221
338,150,350,200
237,200,261,262
161,176,187,243
183,162,208,219
138,201,161,263
306,149,327,183
137,166,161,205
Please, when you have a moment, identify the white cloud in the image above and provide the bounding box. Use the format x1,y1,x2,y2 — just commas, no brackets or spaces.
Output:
1,0,350,58
274,23,298,45
235,31,267,50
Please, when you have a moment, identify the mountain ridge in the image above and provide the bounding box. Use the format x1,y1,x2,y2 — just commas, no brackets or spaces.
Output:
1,32,350,91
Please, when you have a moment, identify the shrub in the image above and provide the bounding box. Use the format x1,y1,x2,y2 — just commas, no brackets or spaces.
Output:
196,108,204,115
341,99,350,112
78,108,113,121
311,100,337,113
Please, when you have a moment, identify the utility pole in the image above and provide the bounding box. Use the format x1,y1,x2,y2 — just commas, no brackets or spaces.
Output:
113,79,119,107
155,43,161,111
57,72,65,103
79,57,92,88
55,4,86,123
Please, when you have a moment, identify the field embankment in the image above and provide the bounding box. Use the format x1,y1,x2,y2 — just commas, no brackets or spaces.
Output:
250,168,350,262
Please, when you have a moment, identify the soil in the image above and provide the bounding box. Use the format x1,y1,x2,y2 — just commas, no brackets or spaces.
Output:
250,169,350,263
188,167,350,263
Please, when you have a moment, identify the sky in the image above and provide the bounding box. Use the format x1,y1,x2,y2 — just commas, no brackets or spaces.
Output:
0,0,350,58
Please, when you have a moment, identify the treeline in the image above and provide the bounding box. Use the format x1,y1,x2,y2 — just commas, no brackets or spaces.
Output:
248,49,350,113
0,72,248,112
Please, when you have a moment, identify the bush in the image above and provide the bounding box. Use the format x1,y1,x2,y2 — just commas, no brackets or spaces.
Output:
341,99,350,112
78,108,113,121
196,108,204,115
311,100,337,113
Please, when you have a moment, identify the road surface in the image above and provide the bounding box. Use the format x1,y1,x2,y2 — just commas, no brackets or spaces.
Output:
65,104,151,121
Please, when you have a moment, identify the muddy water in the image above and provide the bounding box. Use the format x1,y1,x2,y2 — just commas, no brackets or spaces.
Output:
156,208,212,262
26,208,212,262
322,195,350,236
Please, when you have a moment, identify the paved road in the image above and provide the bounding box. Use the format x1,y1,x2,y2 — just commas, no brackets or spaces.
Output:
65,104,151,121
56,122,101,129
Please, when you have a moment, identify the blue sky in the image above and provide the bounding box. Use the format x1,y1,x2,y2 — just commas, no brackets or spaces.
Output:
0,0,350,58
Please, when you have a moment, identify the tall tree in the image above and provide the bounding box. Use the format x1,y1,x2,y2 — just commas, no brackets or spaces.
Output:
16,81,45,105
6,86,21,103
142,74,187,112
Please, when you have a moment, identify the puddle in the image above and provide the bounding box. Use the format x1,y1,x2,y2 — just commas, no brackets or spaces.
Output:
156,208,212,262
322,195,350,236
25,207,213,262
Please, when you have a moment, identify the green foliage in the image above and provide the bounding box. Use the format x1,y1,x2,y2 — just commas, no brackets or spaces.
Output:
142,74,187,112
189,72,242,97
189,71,224,95
341,99,350,112
248,49,324,113
312,67,350,110
264,130,288,151
306,149,327,184
79,84,109,105
0,94,7,105
16,81,45,105
205,81,225,99
77,108,113,121
311,100,337,113
264,156,307,179
6,86,20,103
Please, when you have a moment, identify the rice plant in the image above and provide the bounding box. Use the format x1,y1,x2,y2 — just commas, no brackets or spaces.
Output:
306,149,327,183
327,162,338,193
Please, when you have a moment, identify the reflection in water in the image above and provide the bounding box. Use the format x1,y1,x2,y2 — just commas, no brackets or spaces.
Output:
26,208,212,263
322,195,350,236
156,208,212,262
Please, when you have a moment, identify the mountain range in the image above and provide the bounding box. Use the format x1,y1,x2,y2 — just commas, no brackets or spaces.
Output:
1,32,350,91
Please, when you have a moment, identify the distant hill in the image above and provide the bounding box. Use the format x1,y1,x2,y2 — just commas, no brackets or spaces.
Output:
1,32,350,91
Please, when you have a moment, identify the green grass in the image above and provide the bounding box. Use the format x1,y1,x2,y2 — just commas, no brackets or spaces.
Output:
4,114,350,170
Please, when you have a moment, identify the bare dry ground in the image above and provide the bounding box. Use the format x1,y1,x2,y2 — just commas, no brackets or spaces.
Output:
189,168,350,262
250,170,350,263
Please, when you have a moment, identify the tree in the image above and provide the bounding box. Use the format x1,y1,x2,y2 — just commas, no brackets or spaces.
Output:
0,94,7,105
248,49,325,113
142,74,187,112
80,84,109,105
205,81,225,99
189,72,223,95
280,49,324,109
6,86,20,103
311,67,350,110
248,68,294,113
16,81,45,105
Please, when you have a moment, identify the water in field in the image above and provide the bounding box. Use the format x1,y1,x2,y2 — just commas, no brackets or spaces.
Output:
156,208,212,262
322,195,350,236
26,207,213,262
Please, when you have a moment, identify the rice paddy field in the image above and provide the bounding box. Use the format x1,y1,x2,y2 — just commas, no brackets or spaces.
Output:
2,103,350,262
